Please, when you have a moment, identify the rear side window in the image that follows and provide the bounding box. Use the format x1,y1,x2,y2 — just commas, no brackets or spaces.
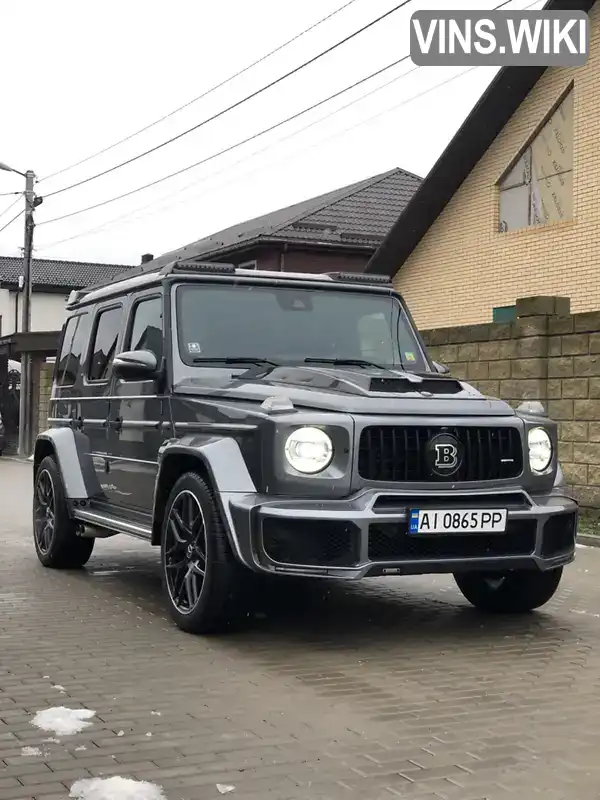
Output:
55,317,78,386
56,313,91,386
126,297,163,363
88,306,123,382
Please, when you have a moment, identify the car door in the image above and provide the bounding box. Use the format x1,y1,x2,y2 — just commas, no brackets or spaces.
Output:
82,302,125,509
106,291,166,516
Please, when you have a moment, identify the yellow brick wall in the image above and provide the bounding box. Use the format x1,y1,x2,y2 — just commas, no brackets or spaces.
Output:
37,363,54,436
395,1,600,330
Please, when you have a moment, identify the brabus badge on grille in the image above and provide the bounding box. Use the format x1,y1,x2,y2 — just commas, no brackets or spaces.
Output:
426,432,463,477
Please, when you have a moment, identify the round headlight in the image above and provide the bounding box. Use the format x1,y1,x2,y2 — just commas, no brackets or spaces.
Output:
528,427,553,473
284,427,333,474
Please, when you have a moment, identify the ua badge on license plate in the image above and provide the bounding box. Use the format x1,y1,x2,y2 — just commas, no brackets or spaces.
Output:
409,509,508,534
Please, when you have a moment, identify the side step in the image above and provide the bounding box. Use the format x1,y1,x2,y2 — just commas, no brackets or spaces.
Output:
73,508,152,541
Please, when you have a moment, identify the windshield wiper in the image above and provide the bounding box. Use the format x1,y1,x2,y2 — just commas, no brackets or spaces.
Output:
192,357,281,367
303,357,385,369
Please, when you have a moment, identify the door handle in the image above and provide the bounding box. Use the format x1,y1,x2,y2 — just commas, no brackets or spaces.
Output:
109,417,123,432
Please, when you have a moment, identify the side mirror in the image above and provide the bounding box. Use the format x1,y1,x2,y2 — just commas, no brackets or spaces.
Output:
113,350,158,380
433,361,450,375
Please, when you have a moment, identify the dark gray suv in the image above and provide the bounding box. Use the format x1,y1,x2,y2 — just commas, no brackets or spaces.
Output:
32,260,577,634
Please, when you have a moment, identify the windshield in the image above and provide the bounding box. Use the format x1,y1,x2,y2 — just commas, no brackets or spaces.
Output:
176,283,429,372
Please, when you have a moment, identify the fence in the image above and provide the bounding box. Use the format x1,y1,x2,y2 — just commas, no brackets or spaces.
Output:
421,295,600,513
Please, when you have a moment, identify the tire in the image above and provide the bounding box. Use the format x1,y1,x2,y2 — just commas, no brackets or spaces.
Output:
160,471,250,634
33,456,95,569
454,567,563,614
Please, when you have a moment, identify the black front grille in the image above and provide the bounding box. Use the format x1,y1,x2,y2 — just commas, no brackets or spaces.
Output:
358,425,523,483
368,520,536,561
262,519,360,567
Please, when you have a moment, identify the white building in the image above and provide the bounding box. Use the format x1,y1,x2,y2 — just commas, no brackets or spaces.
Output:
0,256,135,336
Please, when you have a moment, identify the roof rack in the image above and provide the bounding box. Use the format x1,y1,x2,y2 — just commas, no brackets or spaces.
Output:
66,260,391,308
66,259,236,307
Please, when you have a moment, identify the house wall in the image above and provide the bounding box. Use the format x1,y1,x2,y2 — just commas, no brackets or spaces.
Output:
394,1,600,330
0,289,68,335
225,246,370,274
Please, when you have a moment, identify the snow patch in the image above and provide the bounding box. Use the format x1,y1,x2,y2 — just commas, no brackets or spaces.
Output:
75,745,87,751
217,785,235,794
32,707,96,736
53,684,66,691
21,746,42,756
69,776,166,800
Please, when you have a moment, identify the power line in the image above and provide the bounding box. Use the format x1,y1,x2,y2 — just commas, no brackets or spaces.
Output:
40,0,361,183
0,194,23,222
38,54,412,226
36,0,542,242
0,208,24,236
43,0,413,199
38,65,420,248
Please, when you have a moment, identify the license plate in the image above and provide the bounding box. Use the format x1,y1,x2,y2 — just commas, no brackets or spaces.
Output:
409,509,508,534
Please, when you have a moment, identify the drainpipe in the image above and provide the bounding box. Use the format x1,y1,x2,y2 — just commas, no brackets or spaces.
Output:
15,276,24,334
279,243,288,272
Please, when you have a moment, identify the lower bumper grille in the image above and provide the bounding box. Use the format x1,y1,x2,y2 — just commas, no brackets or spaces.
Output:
541,512,577,557
262,518,360,567
368,520,537,561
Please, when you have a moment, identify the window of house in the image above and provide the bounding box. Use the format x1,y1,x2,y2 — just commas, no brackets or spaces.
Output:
492,305,517,323
56,312,91,386
88,306,123,382
499,88,573,232
126,296,163,365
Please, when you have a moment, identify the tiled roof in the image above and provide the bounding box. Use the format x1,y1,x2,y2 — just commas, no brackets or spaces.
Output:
151,167,422,267
0,256,136,290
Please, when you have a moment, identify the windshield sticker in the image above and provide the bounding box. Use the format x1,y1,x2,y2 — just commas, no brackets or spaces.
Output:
187,342,202,354
404,351,417,362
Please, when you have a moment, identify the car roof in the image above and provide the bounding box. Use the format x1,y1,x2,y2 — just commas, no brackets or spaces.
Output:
66,260,394,310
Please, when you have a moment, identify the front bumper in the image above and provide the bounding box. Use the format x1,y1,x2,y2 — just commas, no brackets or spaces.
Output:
222,487,578,579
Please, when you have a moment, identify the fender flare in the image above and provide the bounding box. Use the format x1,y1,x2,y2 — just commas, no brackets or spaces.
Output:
34,427,102,501
152,436,257,564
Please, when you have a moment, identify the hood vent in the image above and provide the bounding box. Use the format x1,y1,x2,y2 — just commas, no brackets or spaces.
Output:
369,377,463,395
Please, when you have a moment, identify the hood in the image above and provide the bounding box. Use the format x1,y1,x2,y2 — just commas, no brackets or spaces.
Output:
173,365,516,416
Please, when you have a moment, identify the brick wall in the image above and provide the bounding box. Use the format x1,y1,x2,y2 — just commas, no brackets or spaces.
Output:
394,2,600,328
422,295,600,512
36,363,54,438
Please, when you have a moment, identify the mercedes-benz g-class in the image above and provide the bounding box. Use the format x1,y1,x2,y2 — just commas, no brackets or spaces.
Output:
32,260,577,633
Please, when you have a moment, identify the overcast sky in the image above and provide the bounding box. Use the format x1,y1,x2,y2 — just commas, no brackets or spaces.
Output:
0,0,544,267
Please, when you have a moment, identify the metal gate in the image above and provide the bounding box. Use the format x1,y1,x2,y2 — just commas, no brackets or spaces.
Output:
1,366,20,453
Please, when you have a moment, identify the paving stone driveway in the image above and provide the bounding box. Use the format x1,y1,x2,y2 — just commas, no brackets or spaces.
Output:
2,458,600,799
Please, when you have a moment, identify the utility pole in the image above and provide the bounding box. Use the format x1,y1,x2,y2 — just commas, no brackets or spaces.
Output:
0,162,42,457
17,170,36,457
